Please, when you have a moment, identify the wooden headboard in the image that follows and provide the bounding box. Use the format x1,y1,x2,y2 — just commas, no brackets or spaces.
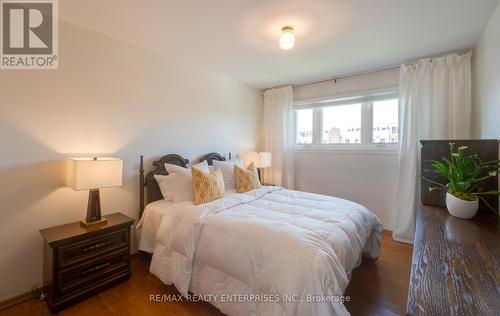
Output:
203,152,226,165
420,139,499,212
139,152,226,219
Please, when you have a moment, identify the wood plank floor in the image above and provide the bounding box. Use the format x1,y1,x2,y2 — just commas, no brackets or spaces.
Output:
344,231,413,315
1,231,412,316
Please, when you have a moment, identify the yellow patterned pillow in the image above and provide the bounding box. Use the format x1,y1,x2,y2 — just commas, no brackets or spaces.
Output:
234,162,262,193
191,167,225,205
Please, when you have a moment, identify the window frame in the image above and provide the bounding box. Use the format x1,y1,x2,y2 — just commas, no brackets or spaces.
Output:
293,89,399,153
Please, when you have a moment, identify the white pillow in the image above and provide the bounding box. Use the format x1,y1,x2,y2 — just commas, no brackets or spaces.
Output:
212,159,244,191
164,161,209,202
165,160,209,174
154,174,173,201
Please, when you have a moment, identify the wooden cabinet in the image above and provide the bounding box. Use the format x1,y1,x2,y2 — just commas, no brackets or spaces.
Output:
407,206,500,315
40,213,134,312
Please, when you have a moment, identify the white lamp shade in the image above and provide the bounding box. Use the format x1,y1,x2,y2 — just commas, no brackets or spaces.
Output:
66,158,123,191
243,152,272,168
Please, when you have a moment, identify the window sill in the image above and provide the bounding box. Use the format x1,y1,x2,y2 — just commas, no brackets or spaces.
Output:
294,144,399,155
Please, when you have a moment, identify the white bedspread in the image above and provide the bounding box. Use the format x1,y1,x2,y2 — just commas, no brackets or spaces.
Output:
136,199,175,253
150,187,382,316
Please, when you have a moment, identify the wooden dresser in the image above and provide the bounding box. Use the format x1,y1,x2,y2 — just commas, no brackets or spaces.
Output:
40,213,134,312
407,206,500,315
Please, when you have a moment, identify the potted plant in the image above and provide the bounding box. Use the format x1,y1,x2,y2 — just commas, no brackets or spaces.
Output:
420,143,500,219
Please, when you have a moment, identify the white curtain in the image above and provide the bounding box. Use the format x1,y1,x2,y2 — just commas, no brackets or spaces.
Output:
262,86,294,189
393,52,472,243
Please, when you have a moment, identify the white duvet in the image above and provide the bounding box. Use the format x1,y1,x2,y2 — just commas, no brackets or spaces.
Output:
136,199,174,253
150,186,382,316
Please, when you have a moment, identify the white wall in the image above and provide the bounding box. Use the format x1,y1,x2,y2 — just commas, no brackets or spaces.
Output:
473,1,500,214
0,20,262,301
473,1,500,138
293,69,400,230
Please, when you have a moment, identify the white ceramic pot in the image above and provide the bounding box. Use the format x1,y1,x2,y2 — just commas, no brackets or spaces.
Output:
445,192,478,219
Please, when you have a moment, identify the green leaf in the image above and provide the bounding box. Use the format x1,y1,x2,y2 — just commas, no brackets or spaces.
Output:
429,187,446,192
473,191,500,196
420,175,447,188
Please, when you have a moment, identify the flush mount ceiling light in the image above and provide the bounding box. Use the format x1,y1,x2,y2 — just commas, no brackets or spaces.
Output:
279,25,295,50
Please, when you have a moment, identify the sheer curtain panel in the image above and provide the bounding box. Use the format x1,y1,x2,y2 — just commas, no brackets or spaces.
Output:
393,52,472,243
262,86,294,189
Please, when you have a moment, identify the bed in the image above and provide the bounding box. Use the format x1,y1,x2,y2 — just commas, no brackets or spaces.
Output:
137,153,382,316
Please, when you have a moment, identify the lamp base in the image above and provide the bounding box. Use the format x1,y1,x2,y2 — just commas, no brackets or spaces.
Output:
82,188,106,228
80,218,108,228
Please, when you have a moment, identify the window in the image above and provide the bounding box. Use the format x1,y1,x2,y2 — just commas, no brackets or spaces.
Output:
372,99,399,144
295,108,313,144
294,92,399,149
322,104,361,144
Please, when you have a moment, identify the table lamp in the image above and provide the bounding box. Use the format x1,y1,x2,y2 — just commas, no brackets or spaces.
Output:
243,152,272,181
66,157,123,227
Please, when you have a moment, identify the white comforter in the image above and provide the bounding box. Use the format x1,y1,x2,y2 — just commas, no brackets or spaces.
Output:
150,187,382,316
136,199,175,253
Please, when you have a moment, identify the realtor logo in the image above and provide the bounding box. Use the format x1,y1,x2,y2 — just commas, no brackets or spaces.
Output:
1,0,58,69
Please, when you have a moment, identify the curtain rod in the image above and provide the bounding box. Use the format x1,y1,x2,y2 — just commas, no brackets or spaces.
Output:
283,49,472,90
291,65,400,89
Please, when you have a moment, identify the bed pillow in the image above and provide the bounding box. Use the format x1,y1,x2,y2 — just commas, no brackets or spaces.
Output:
165,160,209,174
191,167,225,205
154,174,173,201
212,159,244,191
234,162,262,193
164,161,209,202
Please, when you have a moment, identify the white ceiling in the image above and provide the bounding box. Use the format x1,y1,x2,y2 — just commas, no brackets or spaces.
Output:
62,0,499,89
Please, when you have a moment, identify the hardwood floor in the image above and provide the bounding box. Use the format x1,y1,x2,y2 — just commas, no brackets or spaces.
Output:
344,231,413,315
1,231,412,316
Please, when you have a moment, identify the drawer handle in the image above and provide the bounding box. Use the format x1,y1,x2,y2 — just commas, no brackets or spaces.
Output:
82,262,110,275
82,241,110,252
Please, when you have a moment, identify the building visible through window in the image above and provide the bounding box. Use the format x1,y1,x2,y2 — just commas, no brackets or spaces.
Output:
294,95,399,147
322,104,361,144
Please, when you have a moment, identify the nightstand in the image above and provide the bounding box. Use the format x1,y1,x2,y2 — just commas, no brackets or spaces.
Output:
39,213,134,312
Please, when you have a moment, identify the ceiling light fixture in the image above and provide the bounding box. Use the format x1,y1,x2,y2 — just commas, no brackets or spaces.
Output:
279,26,295,50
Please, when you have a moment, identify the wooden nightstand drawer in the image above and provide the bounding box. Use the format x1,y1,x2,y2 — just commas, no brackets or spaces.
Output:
40,213,134,312
56,249,129,294
57,228,128,268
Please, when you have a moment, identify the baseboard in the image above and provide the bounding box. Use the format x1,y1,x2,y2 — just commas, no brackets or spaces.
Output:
0,291,34,311
392,235,414,245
